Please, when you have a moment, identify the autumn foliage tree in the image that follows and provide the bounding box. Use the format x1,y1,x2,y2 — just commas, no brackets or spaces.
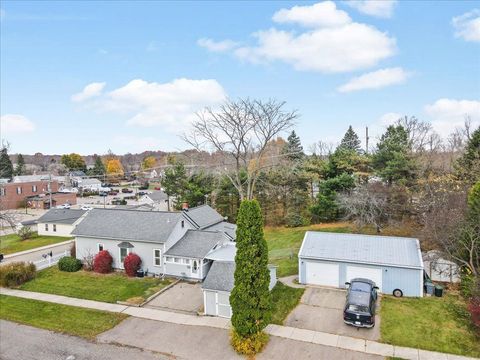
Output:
106,159,124,182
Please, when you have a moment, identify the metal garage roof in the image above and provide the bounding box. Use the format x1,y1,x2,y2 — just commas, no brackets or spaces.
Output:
299,232,423,269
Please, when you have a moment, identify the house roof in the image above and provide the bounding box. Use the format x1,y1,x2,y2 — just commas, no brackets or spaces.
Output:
37,209,87,225
204,221,237,240
183,205,225,229
202,261,236,292
299,231,423,269
78,178,101,186
165,229,224,258
146,191,168,202
205,242,237,261
72,208,182,243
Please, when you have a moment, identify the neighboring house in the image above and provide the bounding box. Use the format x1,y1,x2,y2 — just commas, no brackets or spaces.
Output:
0,180,59,209
423,250,460,283
12,174,67,186
298,232,424,297
202,242,277,318
18,219,38,232
139,190,169,211
73,205,234,277
37,209,88,237
76,178,102,191
26,192,77,210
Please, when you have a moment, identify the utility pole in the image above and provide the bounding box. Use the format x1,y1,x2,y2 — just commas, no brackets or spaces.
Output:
365,126,369,154
48,173,53,209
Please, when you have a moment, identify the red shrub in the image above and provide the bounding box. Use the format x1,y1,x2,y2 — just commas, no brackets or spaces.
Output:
93,250,113,274
124,253,142,277
468,297,480,329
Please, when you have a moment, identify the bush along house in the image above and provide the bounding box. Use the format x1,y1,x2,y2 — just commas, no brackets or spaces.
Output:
72,204,238,280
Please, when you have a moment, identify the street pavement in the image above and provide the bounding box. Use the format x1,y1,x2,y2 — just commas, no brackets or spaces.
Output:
0,320,172,360
1,240,74,266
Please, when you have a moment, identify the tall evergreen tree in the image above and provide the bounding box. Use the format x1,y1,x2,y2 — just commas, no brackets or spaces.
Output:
162,162,188,208
456,126,480,184
230,200,271,340
0,146,13,179
90,155,106,176
339,126,362,153
283,130,304,161
14,154,26,176
372,125,416,185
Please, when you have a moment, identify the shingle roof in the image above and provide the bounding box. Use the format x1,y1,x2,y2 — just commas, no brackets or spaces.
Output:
205,242,237,261
183,205,224,229
72,208,181,243
37,209,87,225
146,191,168,202
202,261,236,292
164,229,223,258
205,221,236,240
299,231,423,269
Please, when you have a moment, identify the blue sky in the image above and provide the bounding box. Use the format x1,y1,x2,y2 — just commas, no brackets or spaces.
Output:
1,1,479,155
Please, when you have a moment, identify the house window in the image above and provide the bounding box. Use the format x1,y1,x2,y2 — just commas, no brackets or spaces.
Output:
165,256,173,263
45,224,48,231
97,243,104,252
32,185,37,192
53,224,56,232
0,188,5,196
174,257,181,263
153,249,161,267
16,187,22,195
184,259,190,265
181,220,184,228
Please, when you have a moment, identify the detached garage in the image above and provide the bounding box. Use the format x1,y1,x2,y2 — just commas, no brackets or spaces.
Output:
298,232,424,297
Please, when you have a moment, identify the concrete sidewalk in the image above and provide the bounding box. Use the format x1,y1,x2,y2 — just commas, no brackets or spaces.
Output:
0,288,476,360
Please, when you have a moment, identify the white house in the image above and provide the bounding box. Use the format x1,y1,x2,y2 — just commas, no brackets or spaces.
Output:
37,209,88,237
139,190,169,211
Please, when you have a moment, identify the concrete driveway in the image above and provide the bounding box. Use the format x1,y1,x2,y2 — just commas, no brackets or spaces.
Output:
144,281,203,314
285,287,381,341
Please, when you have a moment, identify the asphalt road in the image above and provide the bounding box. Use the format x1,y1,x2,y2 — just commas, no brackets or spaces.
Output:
0,320,172,360
2,240,74,266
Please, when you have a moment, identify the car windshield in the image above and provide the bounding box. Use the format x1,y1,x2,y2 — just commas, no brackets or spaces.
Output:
348,304,370,313
350,282,371,292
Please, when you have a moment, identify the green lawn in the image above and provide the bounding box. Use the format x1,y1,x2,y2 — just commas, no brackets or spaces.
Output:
381,294,480,358
270,282,305,325
0,295,127,339
265,223,352,277
20,267,172,303
0,233,72,255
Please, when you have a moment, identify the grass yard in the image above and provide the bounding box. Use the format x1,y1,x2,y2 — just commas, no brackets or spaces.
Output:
19,267,173,303
0,233,72,255
0,295,127,339
270,282,305,325
381,294,480,358
265,222,352,277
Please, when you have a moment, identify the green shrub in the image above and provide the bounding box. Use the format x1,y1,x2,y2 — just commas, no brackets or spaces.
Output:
230,330,269,356
284,212,309,228
58,256,82,272
17,226,33,240
0,262,36,287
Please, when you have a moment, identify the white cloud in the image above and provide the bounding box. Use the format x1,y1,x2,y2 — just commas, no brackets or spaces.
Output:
0,114,35,134
379,112,403,126
337,67,410,92
197,38,239,52
71,82,106,102
77,78,226,130
202,2,396,73
452,9,480,42
345,0,397,18
424,98,480,136
272,1,351,28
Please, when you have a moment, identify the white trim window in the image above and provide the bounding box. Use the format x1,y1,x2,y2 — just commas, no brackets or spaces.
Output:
53,224,57,232
165,256,173,263
16,187,22,195
153,249,162,267
119,247,130,268
97,243,104,252
174,257,181,264
45,224,48,231
184,258,190,265
32,185,37,192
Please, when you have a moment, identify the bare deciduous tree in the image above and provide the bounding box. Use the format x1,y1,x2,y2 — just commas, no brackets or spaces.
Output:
183,98,298,200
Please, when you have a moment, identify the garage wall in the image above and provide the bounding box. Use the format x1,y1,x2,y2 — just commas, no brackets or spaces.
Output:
39,223,74,237
203,290,217,316
299,258,423,297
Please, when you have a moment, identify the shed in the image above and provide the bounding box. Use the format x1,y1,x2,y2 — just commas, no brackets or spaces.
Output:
298,231,424,297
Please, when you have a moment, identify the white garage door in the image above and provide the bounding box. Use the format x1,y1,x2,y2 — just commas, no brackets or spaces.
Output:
305,261,339,287
346,265,383,291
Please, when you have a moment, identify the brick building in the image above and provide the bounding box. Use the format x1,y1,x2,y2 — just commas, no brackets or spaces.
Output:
0,180,76,209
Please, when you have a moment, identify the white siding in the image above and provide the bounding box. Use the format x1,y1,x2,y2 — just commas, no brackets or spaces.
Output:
38,223,74,237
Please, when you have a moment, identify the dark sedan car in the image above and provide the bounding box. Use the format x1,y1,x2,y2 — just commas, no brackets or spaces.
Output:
343,278,378,328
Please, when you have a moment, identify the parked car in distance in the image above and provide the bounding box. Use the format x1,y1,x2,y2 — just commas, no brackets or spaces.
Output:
108,190,119,196
154,187,161,191
121,188,133,193
56,203,71,209
343,278,378,328
98,192,108,197
138,191,147,196
80,205,93,210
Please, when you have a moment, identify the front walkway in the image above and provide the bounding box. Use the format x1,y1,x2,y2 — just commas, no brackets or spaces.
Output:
0,288,475,360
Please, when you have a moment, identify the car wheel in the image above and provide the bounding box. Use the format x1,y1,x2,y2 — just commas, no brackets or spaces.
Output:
393,289,403,297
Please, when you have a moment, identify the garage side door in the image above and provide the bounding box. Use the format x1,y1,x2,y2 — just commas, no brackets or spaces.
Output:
346,265,383,291
305,261,339,287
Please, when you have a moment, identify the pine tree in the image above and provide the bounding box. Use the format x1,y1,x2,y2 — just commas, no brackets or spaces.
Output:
91,155,106,176
468,181,480,221
283,130,304,161
230,200,271,341
14,154,26,176
456,127,480,184
339,126,361,153
0,146,13,179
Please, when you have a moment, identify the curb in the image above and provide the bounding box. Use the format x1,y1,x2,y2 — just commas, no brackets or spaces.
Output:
3,239,74,259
